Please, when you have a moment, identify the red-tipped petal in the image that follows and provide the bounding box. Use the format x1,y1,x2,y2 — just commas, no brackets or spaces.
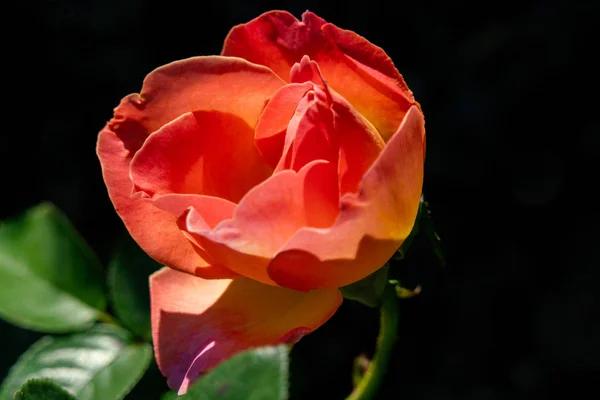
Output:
222,11,322,81
268,106,426,291
151,267,342,394
181,160,340,286
130,111,272,203
222,11,416,140
98,57,284,275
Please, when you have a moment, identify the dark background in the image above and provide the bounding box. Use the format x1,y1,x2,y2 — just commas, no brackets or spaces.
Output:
2,0,599,398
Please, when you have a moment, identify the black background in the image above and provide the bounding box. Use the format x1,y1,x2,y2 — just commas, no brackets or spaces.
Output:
2,0,599,399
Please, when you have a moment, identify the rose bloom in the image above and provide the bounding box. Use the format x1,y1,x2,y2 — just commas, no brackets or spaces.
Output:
97,10,425,394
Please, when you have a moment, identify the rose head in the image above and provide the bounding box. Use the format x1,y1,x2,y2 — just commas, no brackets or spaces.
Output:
97,10,425,394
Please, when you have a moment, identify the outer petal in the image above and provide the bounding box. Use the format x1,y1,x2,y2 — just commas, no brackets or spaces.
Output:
180,160,340,285
109,56,285,134
222,11,416,140
98,126,210,276
318,21,417,140
222,11,309,81
97,57,284,275
267,106,426,291
130,111,272,203
151,267,342,394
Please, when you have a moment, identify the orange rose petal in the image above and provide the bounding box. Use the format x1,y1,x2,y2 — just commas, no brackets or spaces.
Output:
255,82,313,168
97,57,284,275
267,106,425,291
179,207,274,284
151,267,342,394
222,11,323,82
130,111,272,203
112,56,286,134
97,126,209,276
275,86,337,173
290,55,327,85
148,193,240,278
151,193,237,225
262,55,384,196
222,11,416,140
318,21,417,140
332,94,385,195
181,160,340,286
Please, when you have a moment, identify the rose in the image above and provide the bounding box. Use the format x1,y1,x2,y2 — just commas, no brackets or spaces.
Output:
97,10,425,394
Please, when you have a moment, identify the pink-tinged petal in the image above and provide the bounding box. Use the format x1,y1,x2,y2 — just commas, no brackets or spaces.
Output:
290,55,327,85
151,193,237,225
222,11,416,140
130,111,272,203
275,86,338,173
151,267,342,394
255,82,313,168
148,193,240,279
267,106,425,291
98,57,284,275
181,160,340,286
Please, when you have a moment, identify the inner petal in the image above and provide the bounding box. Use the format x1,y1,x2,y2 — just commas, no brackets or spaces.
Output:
255,82,313,168
275,86,338,173
270,58,384,196
290,55,328,85
130,111,272,204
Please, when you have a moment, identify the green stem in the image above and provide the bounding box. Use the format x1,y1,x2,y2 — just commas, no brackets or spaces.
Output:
346,283,399,400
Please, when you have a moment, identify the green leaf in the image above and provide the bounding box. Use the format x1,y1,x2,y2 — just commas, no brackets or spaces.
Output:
14,379,76,400
0,324,152,400
108,234,160,341
160,392,178,400
0,203,106,332
340,264,390,307
184,345,289,400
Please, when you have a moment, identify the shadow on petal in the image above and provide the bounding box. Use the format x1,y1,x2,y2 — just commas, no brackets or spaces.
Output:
150,268,342,394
